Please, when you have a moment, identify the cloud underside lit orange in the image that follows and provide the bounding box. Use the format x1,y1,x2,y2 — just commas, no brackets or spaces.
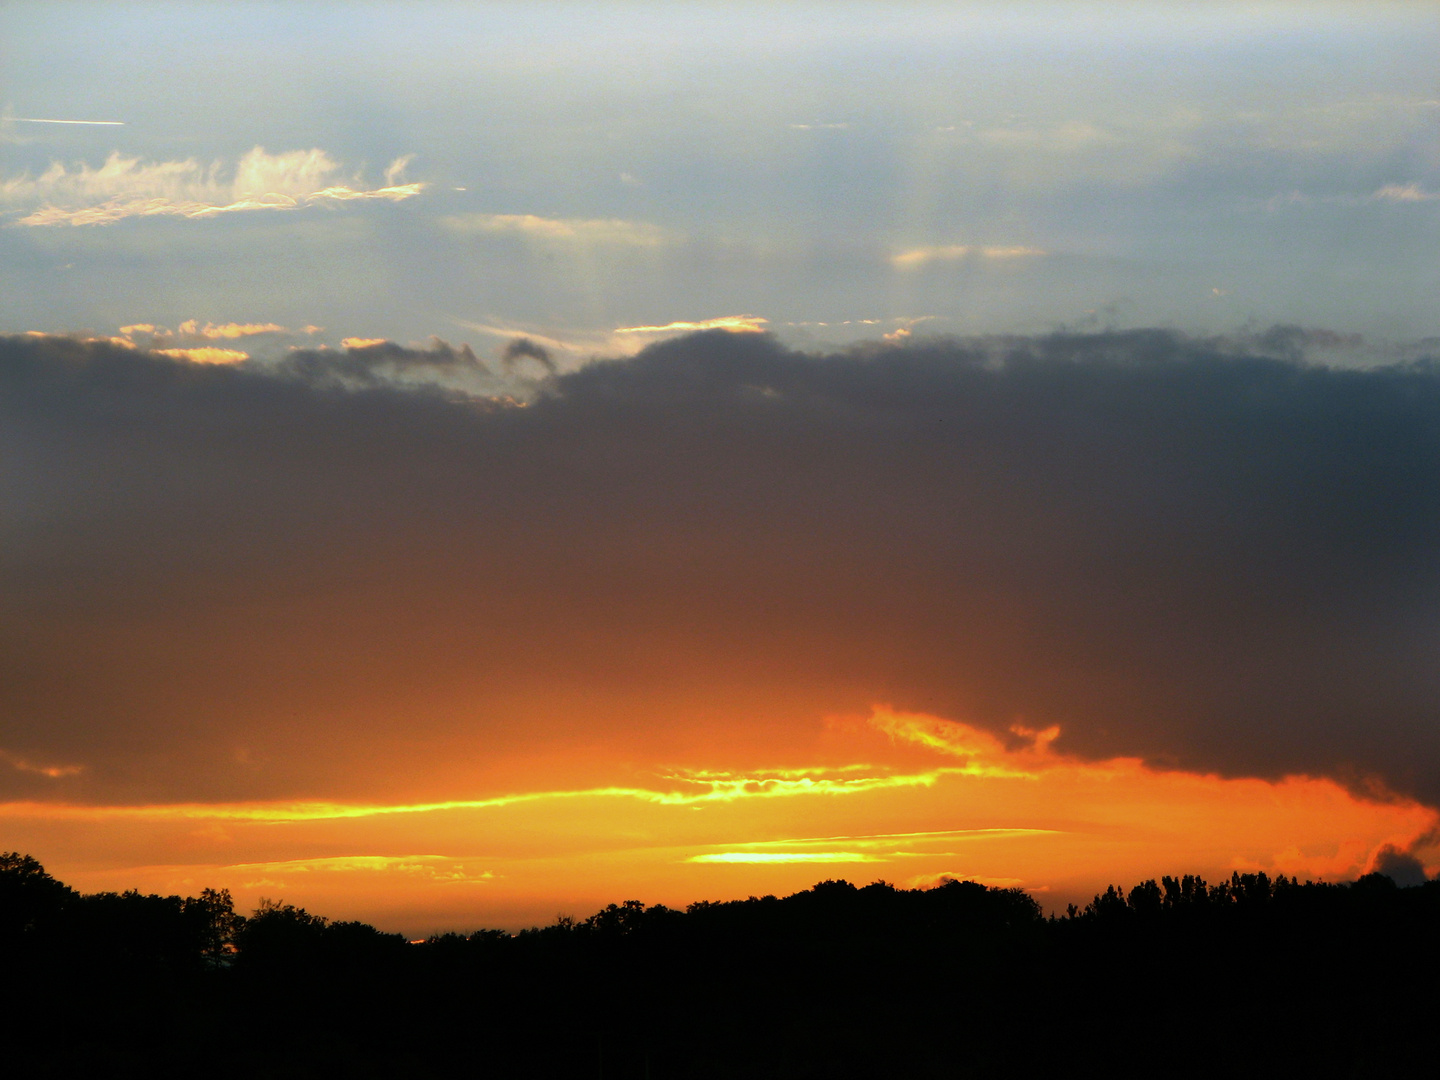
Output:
6,709,1433,934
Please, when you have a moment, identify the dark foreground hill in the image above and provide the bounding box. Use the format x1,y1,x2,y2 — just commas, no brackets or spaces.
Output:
2,852,1436,1078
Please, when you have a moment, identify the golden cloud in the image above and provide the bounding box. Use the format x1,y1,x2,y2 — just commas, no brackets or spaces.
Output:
177,321,288,339
154,347,249,365
614,315,769,334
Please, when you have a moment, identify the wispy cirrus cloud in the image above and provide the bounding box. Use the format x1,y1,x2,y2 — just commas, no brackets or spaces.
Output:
3,147,424,227
9,117,124,126
1372,183,1439,203
890,244,1046,269
214,854,497,888
614,315,768,334
1266,183,1440,210
442,212,674,246
0,748,84,779
0,765,950,824
686,825,1062,865
452,319,581,355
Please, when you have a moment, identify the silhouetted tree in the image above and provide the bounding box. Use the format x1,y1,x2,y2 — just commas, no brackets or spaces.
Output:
0,851,75,949
232,898,329,972
188,886,242,966
3,854,1439,1077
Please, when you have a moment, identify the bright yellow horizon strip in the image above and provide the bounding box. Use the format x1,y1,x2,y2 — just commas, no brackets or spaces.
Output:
0,769,957,824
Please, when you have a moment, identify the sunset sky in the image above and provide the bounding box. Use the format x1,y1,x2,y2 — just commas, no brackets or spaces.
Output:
3,2,1440,935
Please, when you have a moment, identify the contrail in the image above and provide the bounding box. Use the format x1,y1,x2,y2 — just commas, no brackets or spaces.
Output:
12,118,125,125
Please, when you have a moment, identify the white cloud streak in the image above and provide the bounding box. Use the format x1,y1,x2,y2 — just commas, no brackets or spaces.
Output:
1266,183,1440,210
4,148,424,227
891,245,1046,269
443,212,673,246
12,118,124,126
452,320,581,355
614,315,768,334
1373,183,1438,203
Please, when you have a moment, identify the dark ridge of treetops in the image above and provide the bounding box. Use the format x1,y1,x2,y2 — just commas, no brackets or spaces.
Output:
2,853,1437,1079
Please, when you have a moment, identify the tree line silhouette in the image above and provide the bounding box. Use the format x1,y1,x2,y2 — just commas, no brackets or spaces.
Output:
3,851,1435,1077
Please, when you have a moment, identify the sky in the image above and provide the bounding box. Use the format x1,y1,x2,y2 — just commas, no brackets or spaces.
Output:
3,2,1440,935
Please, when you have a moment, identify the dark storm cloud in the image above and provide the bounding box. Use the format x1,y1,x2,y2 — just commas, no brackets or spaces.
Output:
1369,845,1429,886
1217,325,1367,362
5,328,1440,805
272,337,492,390
499,337,556,375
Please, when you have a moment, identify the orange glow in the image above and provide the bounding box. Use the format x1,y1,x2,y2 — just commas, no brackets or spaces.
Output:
11,707,1435,935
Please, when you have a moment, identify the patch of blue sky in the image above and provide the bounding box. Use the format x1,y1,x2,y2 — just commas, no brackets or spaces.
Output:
3,2,1437,347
